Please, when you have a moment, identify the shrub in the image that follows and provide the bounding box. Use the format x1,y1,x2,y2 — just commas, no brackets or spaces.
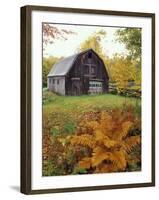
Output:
42,134,77,176
42,108,141,176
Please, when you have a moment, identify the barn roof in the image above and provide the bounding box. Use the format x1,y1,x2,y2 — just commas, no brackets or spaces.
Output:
48,53,78,77
47,49,108,77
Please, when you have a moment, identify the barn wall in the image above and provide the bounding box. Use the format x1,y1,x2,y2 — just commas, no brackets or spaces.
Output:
48,76,65,95
66,49,109,95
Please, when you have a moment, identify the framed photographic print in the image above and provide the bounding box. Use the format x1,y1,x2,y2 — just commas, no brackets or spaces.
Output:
20,5,155,194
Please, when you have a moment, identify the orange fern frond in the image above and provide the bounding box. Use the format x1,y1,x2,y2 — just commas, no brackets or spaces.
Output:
86,121,99,130
112,150,127,170
99,111,114,135
95,130,109,141
116,121,133,140
78,157,92,169
71,134,96,148
92,147,110,167
103,138,117,148
70,109,141,173
123,136,141,153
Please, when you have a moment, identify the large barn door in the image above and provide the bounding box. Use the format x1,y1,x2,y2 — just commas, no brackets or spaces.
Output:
72,79,81,96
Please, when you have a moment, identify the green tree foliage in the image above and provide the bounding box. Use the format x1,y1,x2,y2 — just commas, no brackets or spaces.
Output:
42,56,60,87
115,28,141,65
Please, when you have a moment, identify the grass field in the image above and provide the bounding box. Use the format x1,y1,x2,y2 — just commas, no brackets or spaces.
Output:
43,90,141,136
43,90,140,112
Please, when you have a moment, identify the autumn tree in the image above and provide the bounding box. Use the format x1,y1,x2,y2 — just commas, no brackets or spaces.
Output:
108,55,141,93
77,30,107,59
42,24,76,87
77,30,111,75
43,24,76,45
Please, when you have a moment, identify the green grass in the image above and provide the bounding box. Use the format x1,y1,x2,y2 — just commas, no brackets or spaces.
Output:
42,90,141,136
43,90,140,112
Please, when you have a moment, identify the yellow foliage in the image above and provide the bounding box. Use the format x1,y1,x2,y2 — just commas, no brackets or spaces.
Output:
108,56,141,92
117,121,133,140
71,110,141,173
92,147,110,167
113,150,127,170
71,134,96,148
95,130,109,141
103,139,117,148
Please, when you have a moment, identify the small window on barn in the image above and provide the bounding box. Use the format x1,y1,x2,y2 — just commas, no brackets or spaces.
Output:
53,79,55,84
57,79,59,84
49,79,51,84
88,52,92,59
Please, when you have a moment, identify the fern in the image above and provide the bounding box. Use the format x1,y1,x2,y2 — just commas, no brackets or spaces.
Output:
122,136,141,153
78,157,91,169
71,109,141,173
71,134,96,148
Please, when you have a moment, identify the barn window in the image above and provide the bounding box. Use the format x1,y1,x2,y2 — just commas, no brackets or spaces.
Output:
52,79,55,84
49,78,51,84
57,79,59,84
88,52,92,59
89,81,103,94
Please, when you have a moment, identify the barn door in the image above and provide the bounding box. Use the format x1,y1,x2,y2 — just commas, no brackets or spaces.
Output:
83,77,89,94
72,80,81,96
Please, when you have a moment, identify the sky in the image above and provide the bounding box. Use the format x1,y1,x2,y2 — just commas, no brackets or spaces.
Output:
43,24,127,58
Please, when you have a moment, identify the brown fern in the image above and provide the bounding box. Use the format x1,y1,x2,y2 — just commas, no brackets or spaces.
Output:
71,109,141,173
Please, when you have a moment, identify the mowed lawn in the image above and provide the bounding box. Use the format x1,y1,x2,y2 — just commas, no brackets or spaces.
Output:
43,90,141,135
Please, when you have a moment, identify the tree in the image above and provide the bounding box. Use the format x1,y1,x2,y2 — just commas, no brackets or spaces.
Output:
43,56,60,87
43,24,76,45
108,55,141,93
42,24,76,56
77,30,107,59
77,30,110,75
42,24,76,87
115,28,141,65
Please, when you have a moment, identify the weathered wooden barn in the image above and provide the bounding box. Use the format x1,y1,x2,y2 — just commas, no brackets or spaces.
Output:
47,49,109,95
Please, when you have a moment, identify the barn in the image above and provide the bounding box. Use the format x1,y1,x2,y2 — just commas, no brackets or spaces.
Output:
47,49,109,96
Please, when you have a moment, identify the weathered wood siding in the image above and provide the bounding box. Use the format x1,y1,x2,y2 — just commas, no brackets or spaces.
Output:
65,49,109,95
48,76,65,95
